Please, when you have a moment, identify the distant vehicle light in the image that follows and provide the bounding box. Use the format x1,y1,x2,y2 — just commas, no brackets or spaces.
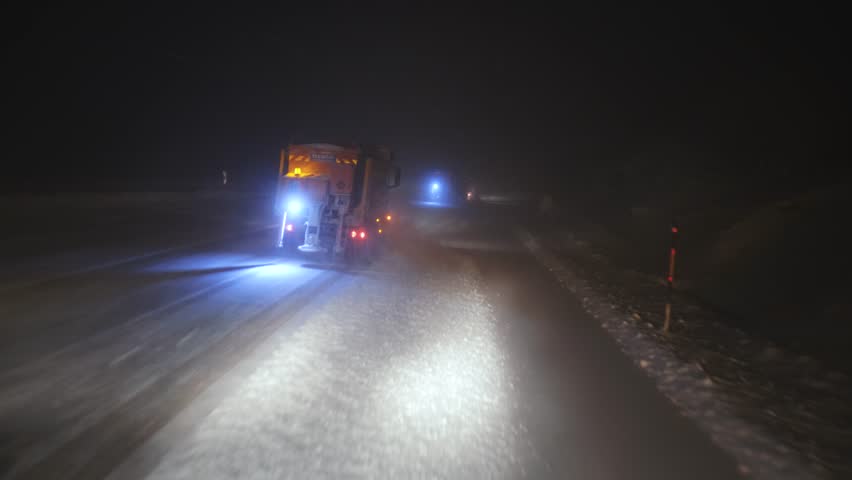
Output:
287,199,303,214
431,182,440,192
351,230,357,238
378,228,383,234
359,231,366,239
386,214,392,221
466,192,473,200
285,224,294,232
376,218,381,222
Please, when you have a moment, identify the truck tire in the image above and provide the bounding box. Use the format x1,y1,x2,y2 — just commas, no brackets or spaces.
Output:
343,241,355,265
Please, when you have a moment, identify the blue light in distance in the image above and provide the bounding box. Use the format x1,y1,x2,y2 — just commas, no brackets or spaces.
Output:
431,182,440,192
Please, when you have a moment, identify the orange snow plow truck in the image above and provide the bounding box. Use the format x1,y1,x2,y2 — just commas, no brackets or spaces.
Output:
274,143,400,261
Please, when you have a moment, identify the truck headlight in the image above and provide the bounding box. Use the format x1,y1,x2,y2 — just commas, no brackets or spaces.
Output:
287,199,303,214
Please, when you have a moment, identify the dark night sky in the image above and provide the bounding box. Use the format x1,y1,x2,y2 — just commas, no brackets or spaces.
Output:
3,4,849,191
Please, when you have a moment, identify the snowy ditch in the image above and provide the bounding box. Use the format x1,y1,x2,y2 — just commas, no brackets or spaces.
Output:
518,229,841,480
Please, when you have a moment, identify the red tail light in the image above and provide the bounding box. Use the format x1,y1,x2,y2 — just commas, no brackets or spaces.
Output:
359,231,366,239
350,230,357,238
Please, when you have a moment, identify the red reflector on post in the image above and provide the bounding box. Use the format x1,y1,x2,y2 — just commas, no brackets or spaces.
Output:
672,226,678,233
667,275,673,283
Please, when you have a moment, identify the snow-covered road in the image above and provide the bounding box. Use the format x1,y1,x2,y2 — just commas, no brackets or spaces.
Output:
1,202,742,479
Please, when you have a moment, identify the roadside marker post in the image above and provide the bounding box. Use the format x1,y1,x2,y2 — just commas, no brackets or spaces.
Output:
663,221,678,333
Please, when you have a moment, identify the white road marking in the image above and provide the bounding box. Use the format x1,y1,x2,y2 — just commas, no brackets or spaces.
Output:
439,239,520,252
0,224,277,293
109,346,141,367
0,263,283,378
177,328,198,348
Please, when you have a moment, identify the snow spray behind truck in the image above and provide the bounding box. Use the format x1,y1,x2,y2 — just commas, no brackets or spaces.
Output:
275,143,401,261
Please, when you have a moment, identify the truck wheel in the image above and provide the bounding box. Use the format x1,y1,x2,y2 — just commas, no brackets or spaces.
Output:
362,240,374,265
343,242,354,264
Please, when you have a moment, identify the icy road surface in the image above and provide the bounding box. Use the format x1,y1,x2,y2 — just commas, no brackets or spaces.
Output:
1,203,741,479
